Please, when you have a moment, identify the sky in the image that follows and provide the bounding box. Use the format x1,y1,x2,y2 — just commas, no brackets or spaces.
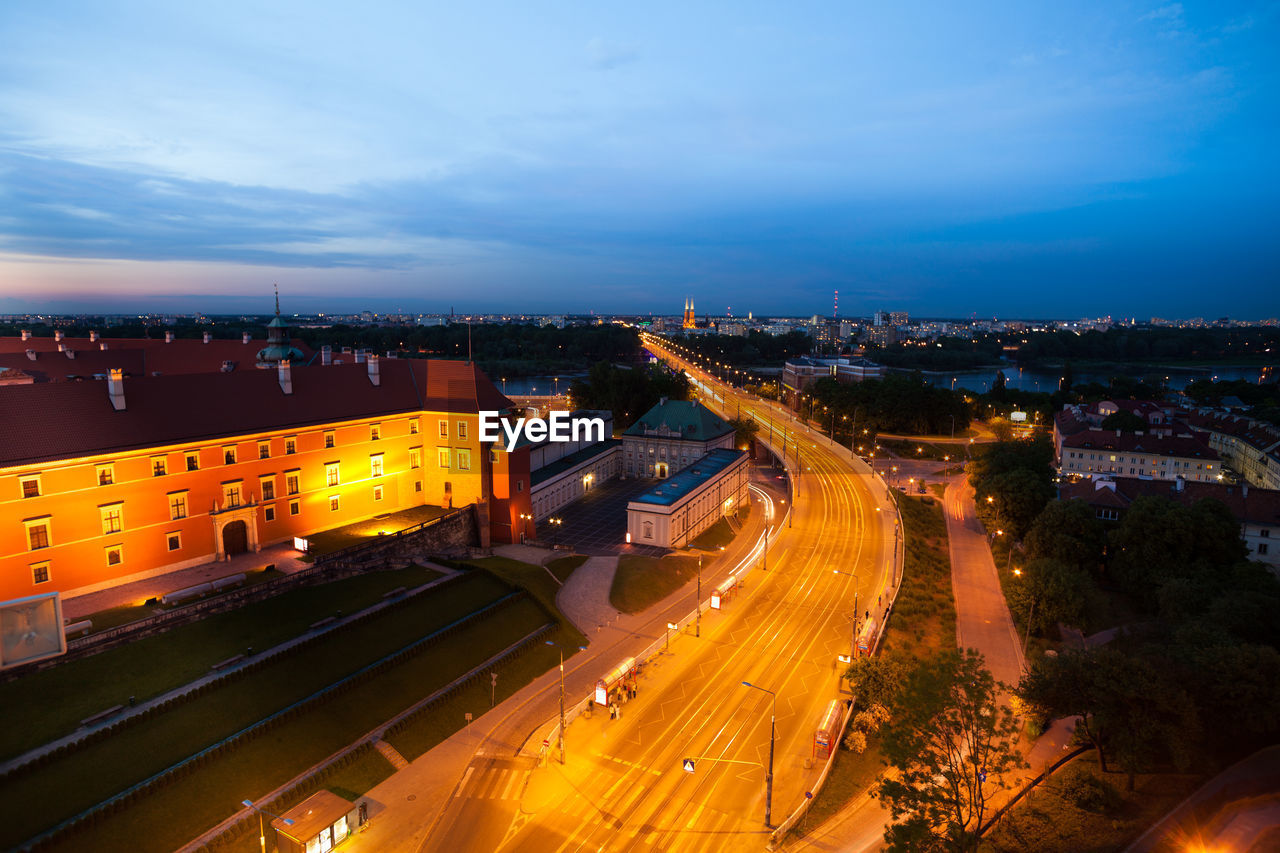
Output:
0,1,1276,318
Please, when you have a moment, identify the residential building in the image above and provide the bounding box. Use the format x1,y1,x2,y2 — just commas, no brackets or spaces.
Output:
1059,430,1219,482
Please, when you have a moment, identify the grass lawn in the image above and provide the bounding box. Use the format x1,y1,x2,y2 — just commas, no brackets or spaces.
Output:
690,517,735,550
984,753,1203,853
546,554,589,584
1,572,515,851
39,598,552,853
0,564,444,763
609,554,701,614
458,557,583,637
304,505,453,556
78,566,286,634
879,493,955,658
795,492,956,844
878,438,955,461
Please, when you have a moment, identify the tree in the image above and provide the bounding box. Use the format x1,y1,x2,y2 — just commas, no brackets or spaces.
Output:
986,467,1055,540
877,649,1025,852
845,652,908,710
728,415,759,450
1024,499,1106,574
1100,411,1147,433
1007,558,1095,636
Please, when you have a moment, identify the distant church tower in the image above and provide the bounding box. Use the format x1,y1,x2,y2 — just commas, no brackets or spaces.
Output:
256,284,306,368
683,297,696,329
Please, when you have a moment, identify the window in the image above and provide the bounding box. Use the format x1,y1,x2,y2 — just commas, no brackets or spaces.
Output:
261,477,275,500
1258,543,1269,556
1262,529,1271,538
409,419,419,435
414,481,422,493
20,476,41,498
438,419,448,438
516,479,524,493
373,484,384,501
185,452,200,472
324,430,335,449
457,449,471,471
370,454,384,477
370,423,381,441
224,446,237,465
167,532,181,552
31,562,50,584
410,447,421,469
289,499,300,516
285,436,297,455
490,449,499,464
326,463,340,487
457,421,468,440
259,441,271,460
264,505,276,522
97,464,115,486
26,519,51,550
105,544,123,566
169,492,188,520
329,495,340,512
286,471,300,495
438,448,451,468
224,483,242,509
642,520,654,540
100,503,123,535
1097,508,1119,521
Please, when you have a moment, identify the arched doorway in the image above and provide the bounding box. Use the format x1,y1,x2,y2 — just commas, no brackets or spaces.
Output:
222,520,249,556
656,463,669,479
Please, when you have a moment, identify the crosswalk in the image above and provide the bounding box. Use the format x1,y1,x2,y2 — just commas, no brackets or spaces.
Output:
453,757,532,801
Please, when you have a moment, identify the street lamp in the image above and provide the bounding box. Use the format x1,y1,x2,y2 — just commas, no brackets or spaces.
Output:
544,640,586,764
696,554,702,637
242,799,294,853
741,681,777,827
549,516,562,548
519,512,534,542
1013,568,1036,658
832,569,860,659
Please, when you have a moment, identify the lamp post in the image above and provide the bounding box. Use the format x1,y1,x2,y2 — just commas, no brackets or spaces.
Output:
242,799,294,853
544,640,585,764
696,554,702,638
666,621,677,652
741,681,777,827
519,512,533,543
549,516,562,548
1012,568,1036,659
832,569,859,659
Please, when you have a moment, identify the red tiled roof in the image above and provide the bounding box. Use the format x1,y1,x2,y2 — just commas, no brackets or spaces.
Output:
1061,477,1280,526
0,359,511,467
1061,429,1218,460
0,336,313,380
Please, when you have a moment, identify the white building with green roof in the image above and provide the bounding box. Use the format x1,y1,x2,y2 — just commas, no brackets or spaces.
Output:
622,398,735,479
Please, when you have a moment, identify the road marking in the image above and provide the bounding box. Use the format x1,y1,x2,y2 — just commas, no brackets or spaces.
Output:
454,765,474,798
499,770,523,800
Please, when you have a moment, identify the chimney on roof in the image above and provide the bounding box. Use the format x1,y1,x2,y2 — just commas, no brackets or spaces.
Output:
25,349,36,361
99,342,108,351
57,343,67,353
65,349,76,360
242,332,251,345
278,359,293,395
1175,476,1185,492
89,331,99,342
203,332,212,344
165,331,174,343
321,345,332,366
355,350,367,364
367,354,380,386
108,369,125,411
55,330,65,342
20,330,30,341
1116,429,1122,437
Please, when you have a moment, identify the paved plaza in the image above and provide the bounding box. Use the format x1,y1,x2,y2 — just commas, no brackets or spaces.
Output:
533,476,668,556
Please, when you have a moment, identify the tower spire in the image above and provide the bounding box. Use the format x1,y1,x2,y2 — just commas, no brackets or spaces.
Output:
274,282,280,316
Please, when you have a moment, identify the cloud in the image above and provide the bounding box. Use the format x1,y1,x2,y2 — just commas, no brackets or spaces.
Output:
585,37,639,71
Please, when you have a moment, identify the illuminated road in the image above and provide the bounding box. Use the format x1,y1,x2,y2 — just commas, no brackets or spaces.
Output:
423,335,898,852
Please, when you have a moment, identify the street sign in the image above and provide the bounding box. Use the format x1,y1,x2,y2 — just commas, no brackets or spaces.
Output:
464,712,473,723
543,738,549,749
805,791,813,799
682,758,696,773
491,672,498,685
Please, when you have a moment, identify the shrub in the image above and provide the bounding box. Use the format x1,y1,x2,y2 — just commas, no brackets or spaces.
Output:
1056,765,1122,814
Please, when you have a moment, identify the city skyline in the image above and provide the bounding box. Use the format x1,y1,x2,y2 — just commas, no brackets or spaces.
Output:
2,2,1277,317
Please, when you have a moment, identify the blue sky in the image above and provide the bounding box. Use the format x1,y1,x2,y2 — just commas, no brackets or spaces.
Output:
0,1,1276,318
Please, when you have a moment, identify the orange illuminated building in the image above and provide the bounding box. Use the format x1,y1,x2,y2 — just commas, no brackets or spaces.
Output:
0,356,532,604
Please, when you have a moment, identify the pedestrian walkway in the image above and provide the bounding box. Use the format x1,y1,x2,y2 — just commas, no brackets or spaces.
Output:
492,542,558,566
555,555,621,634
